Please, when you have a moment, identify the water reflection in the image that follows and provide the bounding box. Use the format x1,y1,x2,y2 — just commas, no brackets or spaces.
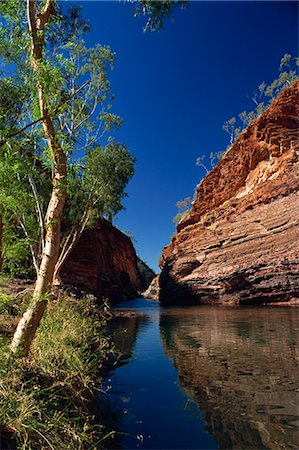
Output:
160,306,299,449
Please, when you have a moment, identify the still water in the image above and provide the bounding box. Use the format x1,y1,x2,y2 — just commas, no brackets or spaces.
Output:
101,299,299,450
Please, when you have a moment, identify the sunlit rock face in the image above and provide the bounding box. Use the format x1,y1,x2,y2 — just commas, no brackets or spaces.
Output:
159,81,299,305
160,307,299,449
142,275,160,300
60,219,154,303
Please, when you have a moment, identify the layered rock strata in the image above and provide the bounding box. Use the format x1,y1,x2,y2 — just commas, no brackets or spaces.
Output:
60,219,154,303
157,82,299,305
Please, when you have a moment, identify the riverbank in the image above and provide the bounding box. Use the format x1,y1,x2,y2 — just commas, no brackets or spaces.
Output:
0,282,116,450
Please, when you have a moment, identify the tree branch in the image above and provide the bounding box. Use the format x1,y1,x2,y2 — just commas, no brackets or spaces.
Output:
15,212,39,276
37,0,56,29
28,174,45,253
0,81,90,147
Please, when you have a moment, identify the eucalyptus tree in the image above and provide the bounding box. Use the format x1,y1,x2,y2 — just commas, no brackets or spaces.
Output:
0,0,131,355
0,0,187,356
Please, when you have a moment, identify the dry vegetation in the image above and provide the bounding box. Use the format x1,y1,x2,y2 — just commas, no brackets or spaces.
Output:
0,287,115,449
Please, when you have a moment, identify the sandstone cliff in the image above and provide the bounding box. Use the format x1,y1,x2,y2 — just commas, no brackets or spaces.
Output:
155,81,299,305
60,219,154,303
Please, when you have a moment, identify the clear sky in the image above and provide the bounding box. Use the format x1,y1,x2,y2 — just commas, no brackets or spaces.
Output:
74,0,298,272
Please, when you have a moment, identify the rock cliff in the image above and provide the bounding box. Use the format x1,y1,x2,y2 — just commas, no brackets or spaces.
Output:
60,219,154,303
156,81,299,305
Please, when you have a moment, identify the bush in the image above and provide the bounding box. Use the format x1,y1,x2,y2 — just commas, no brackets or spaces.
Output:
0,294,115,450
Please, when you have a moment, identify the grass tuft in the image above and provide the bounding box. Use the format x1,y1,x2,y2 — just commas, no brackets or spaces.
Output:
0,291,115,449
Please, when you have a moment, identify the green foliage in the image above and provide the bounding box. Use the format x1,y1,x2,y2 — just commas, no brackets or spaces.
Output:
84,140,136,220
173,196,192,224
0,0,187,278
222,117,241,145
0,293,115,449
176,197,192,211
51,39,119,156
0,78,27,136
132,0,188,31
222,53,298,148
62,139,135,239
0,141,51,277
0,291,16,315
1,233,32,278
0,2,136,277
196,151,223,174
239,110,256,128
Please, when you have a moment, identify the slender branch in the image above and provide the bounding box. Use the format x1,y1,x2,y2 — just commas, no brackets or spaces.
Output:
28,174,45,252
15,213,39,276
37,0,56,29
54,207,91,280
75,123,102,154
0,81,90,147
72,82,93,124
73,96,99,131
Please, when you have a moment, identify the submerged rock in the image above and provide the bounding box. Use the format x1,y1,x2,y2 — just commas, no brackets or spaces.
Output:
158,81,299,305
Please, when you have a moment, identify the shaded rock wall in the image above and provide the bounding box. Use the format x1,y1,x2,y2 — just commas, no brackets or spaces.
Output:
137,258,156,291
159,82,299,305
60,219,154,303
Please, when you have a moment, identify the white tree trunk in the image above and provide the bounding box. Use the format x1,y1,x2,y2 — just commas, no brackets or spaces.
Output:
11,0,67,356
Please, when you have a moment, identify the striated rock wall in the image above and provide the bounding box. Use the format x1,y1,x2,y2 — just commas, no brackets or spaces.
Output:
60,219,154,303
158,82,299,305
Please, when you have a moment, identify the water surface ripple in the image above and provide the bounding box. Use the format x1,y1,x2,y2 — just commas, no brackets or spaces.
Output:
101,299,299,450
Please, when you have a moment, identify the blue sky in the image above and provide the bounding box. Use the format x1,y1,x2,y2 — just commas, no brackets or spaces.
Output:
75,0,298,272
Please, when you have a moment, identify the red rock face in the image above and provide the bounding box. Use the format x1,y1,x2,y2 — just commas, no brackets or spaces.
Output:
60,219,145,303
159,82,299,305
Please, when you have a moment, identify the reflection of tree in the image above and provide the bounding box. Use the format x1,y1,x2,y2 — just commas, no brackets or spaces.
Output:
99,313,150,447
160,308,299,450
107,315,150,360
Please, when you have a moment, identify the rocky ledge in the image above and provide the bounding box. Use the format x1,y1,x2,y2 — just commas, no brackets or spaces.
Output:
60,219,155,303
149,81,299,305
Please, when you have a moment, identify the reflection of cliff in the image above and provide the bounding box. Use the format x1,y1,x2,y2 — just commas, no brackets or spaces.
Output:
160,308,299,449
